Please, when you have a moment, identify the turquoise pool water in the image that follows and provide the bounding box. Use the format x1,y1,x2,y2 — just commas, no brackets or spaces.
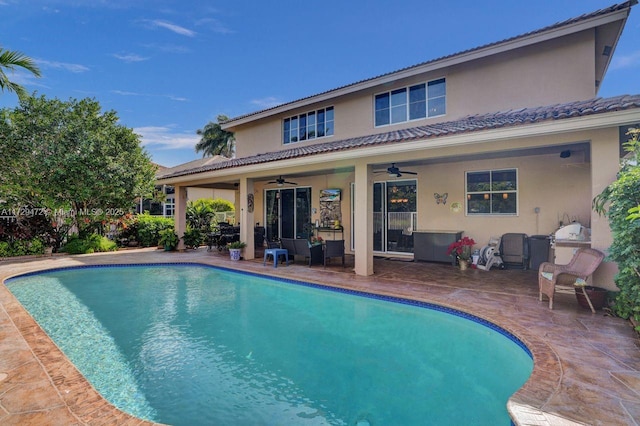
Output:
6,264,532,425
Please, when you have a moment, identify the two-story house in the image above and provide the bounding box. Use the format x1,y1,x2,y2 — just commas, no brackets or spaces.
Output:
157,1,640,287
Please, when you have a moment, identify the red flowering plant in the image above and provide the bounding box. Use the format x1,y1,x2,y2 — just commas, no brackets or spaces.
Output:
309,235,323,246
446,236,476,261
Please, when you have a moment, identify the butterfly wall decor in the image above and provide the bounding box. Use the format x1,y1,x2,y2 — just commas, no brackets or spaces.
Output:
434,192,448,205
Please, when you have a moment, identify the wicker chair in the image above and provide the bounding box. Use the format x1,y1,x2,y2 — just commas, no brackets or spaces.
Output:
324,239,345,268
538,248,604,311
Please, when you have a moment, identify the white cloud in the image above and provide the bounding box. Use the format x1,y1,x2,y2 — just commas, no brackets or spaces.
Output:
195,17,234,35
148,19,196,37
112,90,143,96
250,97,283,109
134,125,200,150
113,53,149,63
4,71,48,89
111,90,188,102
36,59,89,73
611,50,640,70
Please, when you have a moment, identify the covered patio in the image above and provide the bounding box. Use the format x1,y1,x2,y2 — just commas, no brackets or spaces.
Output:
0,248,638,425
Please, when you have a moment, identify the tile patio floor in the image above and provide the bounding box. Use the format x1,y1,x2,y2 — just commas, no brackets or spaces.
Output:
0,247,639,425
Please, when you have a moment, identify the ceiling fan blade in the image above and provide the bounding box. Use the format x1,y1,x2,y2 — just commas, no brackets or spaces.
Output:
401,170,418,175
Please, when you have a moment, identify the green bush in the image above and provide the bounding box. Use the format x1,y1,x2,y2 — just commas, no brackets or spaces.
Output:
183,228,203,249
158,228,179,248
594,128,640,328
0,241,10,257
62,234,117,254
136,213,174,247
11,240,28,256
28,238,45,255
0,239,45,257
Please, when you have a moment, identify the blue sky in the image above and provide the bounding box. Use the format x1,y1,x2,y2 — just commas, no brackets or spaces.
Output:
2,0,639,167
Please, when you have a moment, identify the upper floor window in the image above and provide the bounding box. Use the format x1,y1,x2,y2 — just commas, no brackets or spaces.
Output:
375,78,446,127
466,169,517,215
283,107,334,144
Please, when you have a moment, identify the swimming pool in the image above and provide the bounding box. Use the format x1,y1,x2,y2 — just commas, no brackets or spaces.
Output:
6,263,532,425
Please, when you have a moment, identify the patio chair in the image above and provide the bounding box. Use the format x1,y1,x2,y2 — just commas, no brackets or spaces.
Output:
538,247,604,312
280,238,296,255
293,238,323,266
265,238,281,249
324,239,345,268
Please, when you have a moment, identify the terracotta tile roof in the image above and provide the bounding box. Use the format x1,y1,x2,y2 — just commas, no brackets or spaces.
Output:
158,94,640,180
222,1,636,126
154,155,227,178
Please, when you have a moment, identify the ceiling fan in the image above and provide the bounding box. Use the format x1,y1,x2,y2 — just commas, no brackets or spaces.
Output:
377,163,418,178
267,176,298,186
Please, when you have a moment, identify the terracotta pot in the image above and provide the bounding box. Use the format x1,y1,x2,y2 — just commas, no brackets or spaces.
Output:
575,286,607,310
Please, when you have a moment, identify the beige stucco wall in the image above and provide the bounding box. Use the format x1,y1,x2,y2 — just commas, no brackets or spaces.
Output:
234,30,596,158
187,187,235,204
415,154,591,246
247,148,593,256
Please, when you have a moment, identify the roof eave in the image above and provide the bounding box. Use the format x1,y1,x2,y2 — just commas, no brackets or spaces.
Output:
159,107,640,186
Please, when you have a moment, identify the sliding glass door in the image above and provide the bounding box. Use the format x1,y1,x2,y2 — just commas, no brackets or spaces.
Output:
373,180,417,253
265,187,311,241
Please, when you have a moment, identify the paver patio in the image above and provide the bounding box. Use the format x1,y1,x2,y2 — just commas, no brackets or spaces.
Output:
1,247,639,425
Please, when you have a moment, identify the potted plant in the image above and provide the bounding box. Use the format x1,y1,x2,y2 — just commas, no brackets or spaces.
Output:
182,228,203,249
446,236,476,270
228,240,246,261
309,235,323,246
158,229,180,251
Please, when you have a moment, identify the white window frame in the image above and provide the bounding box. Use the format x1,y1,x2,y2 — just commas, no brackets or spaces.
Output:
164,196,175,217
465,168,518,216
374,77,446,127
283,106,334,144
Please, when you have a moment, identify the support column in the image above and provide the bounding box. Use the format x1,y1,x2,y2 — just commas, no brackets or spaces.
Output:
174,185,187,251
590,127,620,290
239,177,255,260
354,161,374,276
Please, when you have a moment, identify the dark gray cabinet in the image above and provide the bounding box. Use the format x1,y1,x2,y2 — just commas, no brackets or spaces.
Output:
413,231,463,263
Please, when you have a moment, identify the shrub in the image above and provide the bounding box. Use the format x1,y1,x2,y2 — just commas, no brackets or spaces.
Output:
158,228,180,250
593,128,640,328
28,238,45,255
61,235,87,254
0,241,10,257
11,240,28,256
62,234,117,254
183,228,203,249
136,213,174,247
0,238,45,257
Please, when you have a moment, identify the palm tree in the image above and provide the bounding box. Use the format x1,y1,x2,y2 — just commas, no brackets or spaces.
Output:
0,47,41,99
195,114,235,158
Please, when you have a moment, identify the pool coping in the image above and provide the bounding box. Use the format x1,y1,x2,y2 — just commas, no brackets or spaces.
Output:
0,253,564,425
